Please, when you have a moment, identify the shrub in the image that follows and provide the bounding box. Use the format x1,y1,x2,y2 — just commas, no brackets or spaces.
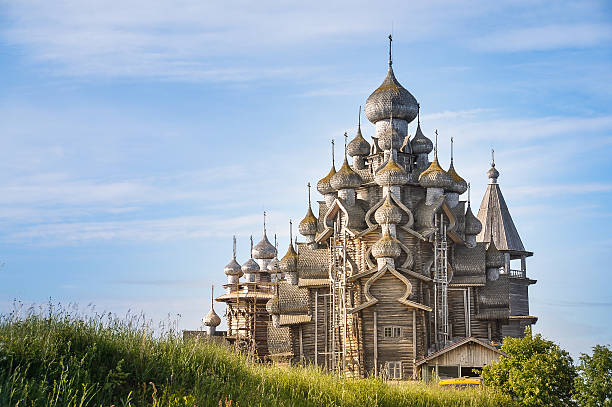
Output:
481,326,576,407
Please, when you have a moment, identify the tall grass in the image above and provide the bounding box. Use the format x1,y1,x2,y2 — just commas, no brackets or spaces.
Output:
0,302,517,406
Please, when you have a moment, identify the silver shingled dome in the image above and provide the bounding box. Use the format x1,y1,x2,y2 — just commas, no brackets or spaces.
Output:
365,67,419,124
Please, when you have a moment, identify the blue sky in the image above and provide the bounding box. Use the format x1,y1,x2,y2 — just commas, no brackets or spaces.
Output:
0,0,611,357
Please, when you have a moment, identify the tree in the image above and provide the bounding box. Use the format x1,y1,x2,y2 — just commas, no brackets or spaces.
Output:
574,344,612,407
481,326,577,407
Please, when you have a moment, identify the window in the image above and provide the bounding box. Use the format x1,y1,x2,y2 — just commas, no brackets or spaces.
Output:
383,326,402,338
387,361,402,379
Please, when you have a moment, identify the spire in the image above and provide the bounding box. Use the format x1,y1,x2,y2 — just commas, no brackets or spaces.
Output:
388,34,393,67
467,182,471,205
210,284,215,309
232,235,237,259
331,139,335,167
263,211,267,235
307,182,312,206
434,129,439,160
289,219,293,243
344,132,348,160
487,148,500,184
358,105,361,129
417,103,421,126
250,235,253,258
274,233,277,250
450,136,454,165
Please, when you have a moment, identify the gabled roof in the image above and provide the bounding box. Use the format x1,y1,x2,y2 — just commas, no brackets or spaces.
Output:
415,337,506,366
476,182,528,254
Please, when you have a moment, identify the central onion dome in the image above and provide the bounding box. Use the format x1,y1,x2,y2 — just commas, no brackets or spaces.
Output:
203,308,221,327
375,194,402,225
464,203,482,236
419,153,453,190
411,120,433,155
486,238,505,269
365,66,419,124
348,121,371,157
330,157,362,190
372,229,401,259
375,155,410,186
252,231,276,260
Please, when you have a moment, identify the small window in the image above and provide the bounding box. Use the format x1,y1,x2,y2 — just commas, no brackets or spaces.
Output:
388,361,402,379
383,326,402,338
384,327,392,338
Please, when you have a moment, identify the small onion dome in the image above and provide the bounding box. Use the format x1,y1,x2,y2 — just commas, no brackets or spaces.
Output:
411,122,433,155
372,229,401,259
317,165,336,195
447,162,468,194
252,232,276,260
203,308,221,327
299,206,318,237
267,256,281,273
418,156,453,189
348,125,370,157
330,158,362,190
374,155,409,186
241,257,260,273
375,194,402,225
486,239,505,269
487,163,500,182
224,258,243,277
365,67,419,124
266,296,280,315
279,242,298,273
463,204,482,236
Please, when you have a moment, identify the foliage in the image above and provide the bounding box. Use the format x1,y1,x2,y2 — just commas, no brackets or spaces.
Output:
0,301,517,407
574,344,612,407
481,326,577,407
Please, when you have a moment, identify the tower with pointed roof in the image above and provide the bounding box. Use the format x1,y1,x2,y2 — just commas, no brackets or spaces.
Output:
208,36,537,380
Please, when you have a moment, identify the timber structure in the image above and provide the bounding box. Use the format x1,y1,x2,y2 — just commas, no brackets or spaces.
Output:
209,36,537,380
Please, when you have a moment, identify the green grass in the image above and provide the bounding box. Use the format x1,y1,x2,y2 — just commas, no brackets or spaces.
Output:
0,303,517,406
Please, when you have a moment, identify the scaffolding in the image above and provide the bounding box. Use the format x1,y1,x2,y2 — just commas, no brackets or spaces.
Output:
433,212,449,349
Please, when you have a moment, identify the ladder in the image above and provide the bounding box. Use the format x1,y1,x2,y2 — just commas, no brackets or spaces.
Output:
433,212,449,349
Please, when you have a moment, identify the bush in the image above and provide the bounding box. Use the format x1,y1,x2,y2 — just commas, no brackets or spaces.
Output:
481,326,576,407
574,344,612,407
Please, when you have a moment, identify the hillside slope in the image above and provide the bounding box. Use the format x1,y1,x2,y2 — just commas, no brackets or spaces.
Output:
0,308,516,406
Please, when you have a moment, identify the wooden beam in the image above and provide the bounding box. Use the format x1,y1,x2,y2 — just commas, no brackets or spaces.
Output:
374,311,378,377
412,309,417,380
314,288,318,367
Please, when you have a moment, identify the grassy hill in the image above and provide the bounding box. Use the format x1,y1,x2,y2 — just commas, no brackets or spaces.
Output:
0,306,516,406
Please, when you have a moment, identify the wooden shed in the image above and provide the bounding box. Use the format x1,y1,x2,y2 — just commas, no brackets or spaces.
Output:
415,337,506,382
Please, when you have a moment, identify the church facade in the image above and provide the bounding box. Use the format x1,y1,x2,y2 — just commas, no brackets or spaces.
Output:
204,38,537,380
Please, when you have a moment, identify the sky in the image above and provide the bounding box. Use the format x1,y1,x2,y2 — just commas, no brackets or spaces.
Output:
0,0,611,357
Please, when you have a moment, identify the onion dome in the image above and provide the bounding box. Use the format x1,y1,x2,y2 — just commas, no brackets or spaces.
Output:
375,194,402,225
372,229,401,259
203,308,221,327
224,236,243,276
299,183,318,237
374,155,409,186
330,158,362,190
266,296,280,315
317,140,337,194
464,203,482,236
241,235,260,273
488,150,499,183
253,233,276,260
279,221,299,273
411,117,433,155
447,138,468,194
418,138,453,189
486,238,505,269
364,37,418,123
267,256,280,273
348,110,371,157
